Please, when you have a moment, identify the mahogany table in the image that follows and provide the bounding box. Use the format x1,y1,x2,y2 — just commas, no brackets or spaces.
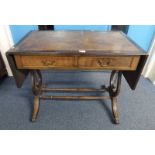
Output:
6,31,148,124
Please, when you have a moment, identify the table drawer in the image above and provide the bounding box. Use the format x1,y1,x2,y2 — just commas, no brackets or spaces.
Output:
78,56,140,70
15,55,140,71
15,55,75,69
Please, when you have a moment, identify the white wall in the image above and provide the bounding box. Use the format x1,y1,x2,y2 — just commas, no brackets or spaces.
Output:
0,25,14,76
143,35,155,84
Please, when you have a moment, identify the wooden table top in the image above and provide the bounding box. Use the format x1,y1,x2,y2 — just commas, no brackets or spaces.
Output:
10,31,146,56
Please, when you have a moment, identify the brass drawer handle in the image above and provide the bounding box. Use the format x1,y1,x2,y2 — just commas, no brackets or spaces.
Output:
97,58,112,67
41,59,56,66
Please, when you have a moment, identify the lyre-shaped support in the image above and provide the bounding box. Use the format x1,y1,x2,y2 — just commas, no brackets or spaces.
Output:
31,70,42,122
109,71,122,124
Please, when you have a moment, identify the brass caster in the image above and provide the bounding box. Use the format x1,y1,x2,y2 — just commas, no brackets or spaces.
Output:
31,117,37,122
114,118,120,124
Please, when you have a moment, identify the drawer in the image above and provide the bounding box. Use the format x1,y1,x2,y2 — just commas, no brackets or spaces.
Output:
15,55,75,69
78,56,140,70
15,55,140,71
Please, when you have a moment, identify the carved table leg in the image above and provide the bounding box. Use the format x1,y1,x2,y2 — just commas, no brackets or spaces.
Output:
31,70,42,122
109,71,122,124
32,96,40,122
111,96,119,124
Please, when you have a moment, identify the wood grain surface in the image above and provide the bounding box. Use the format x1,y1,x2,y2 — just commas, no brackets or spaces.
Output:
10,31,146,56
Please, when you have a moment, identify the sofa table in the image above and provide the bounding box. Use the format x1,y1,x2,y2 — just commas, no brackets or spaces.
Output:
6,31,148,124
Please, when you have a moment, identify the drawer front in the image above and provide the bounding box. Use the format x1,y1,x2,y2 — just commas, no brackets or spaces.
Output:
15,55,140,71
78,56,140,70
15,55,75,69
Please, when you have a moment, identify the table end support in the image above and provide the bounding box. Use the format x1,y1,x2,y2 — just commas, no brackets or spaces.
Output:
31,70,42,122
109,71,122,124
